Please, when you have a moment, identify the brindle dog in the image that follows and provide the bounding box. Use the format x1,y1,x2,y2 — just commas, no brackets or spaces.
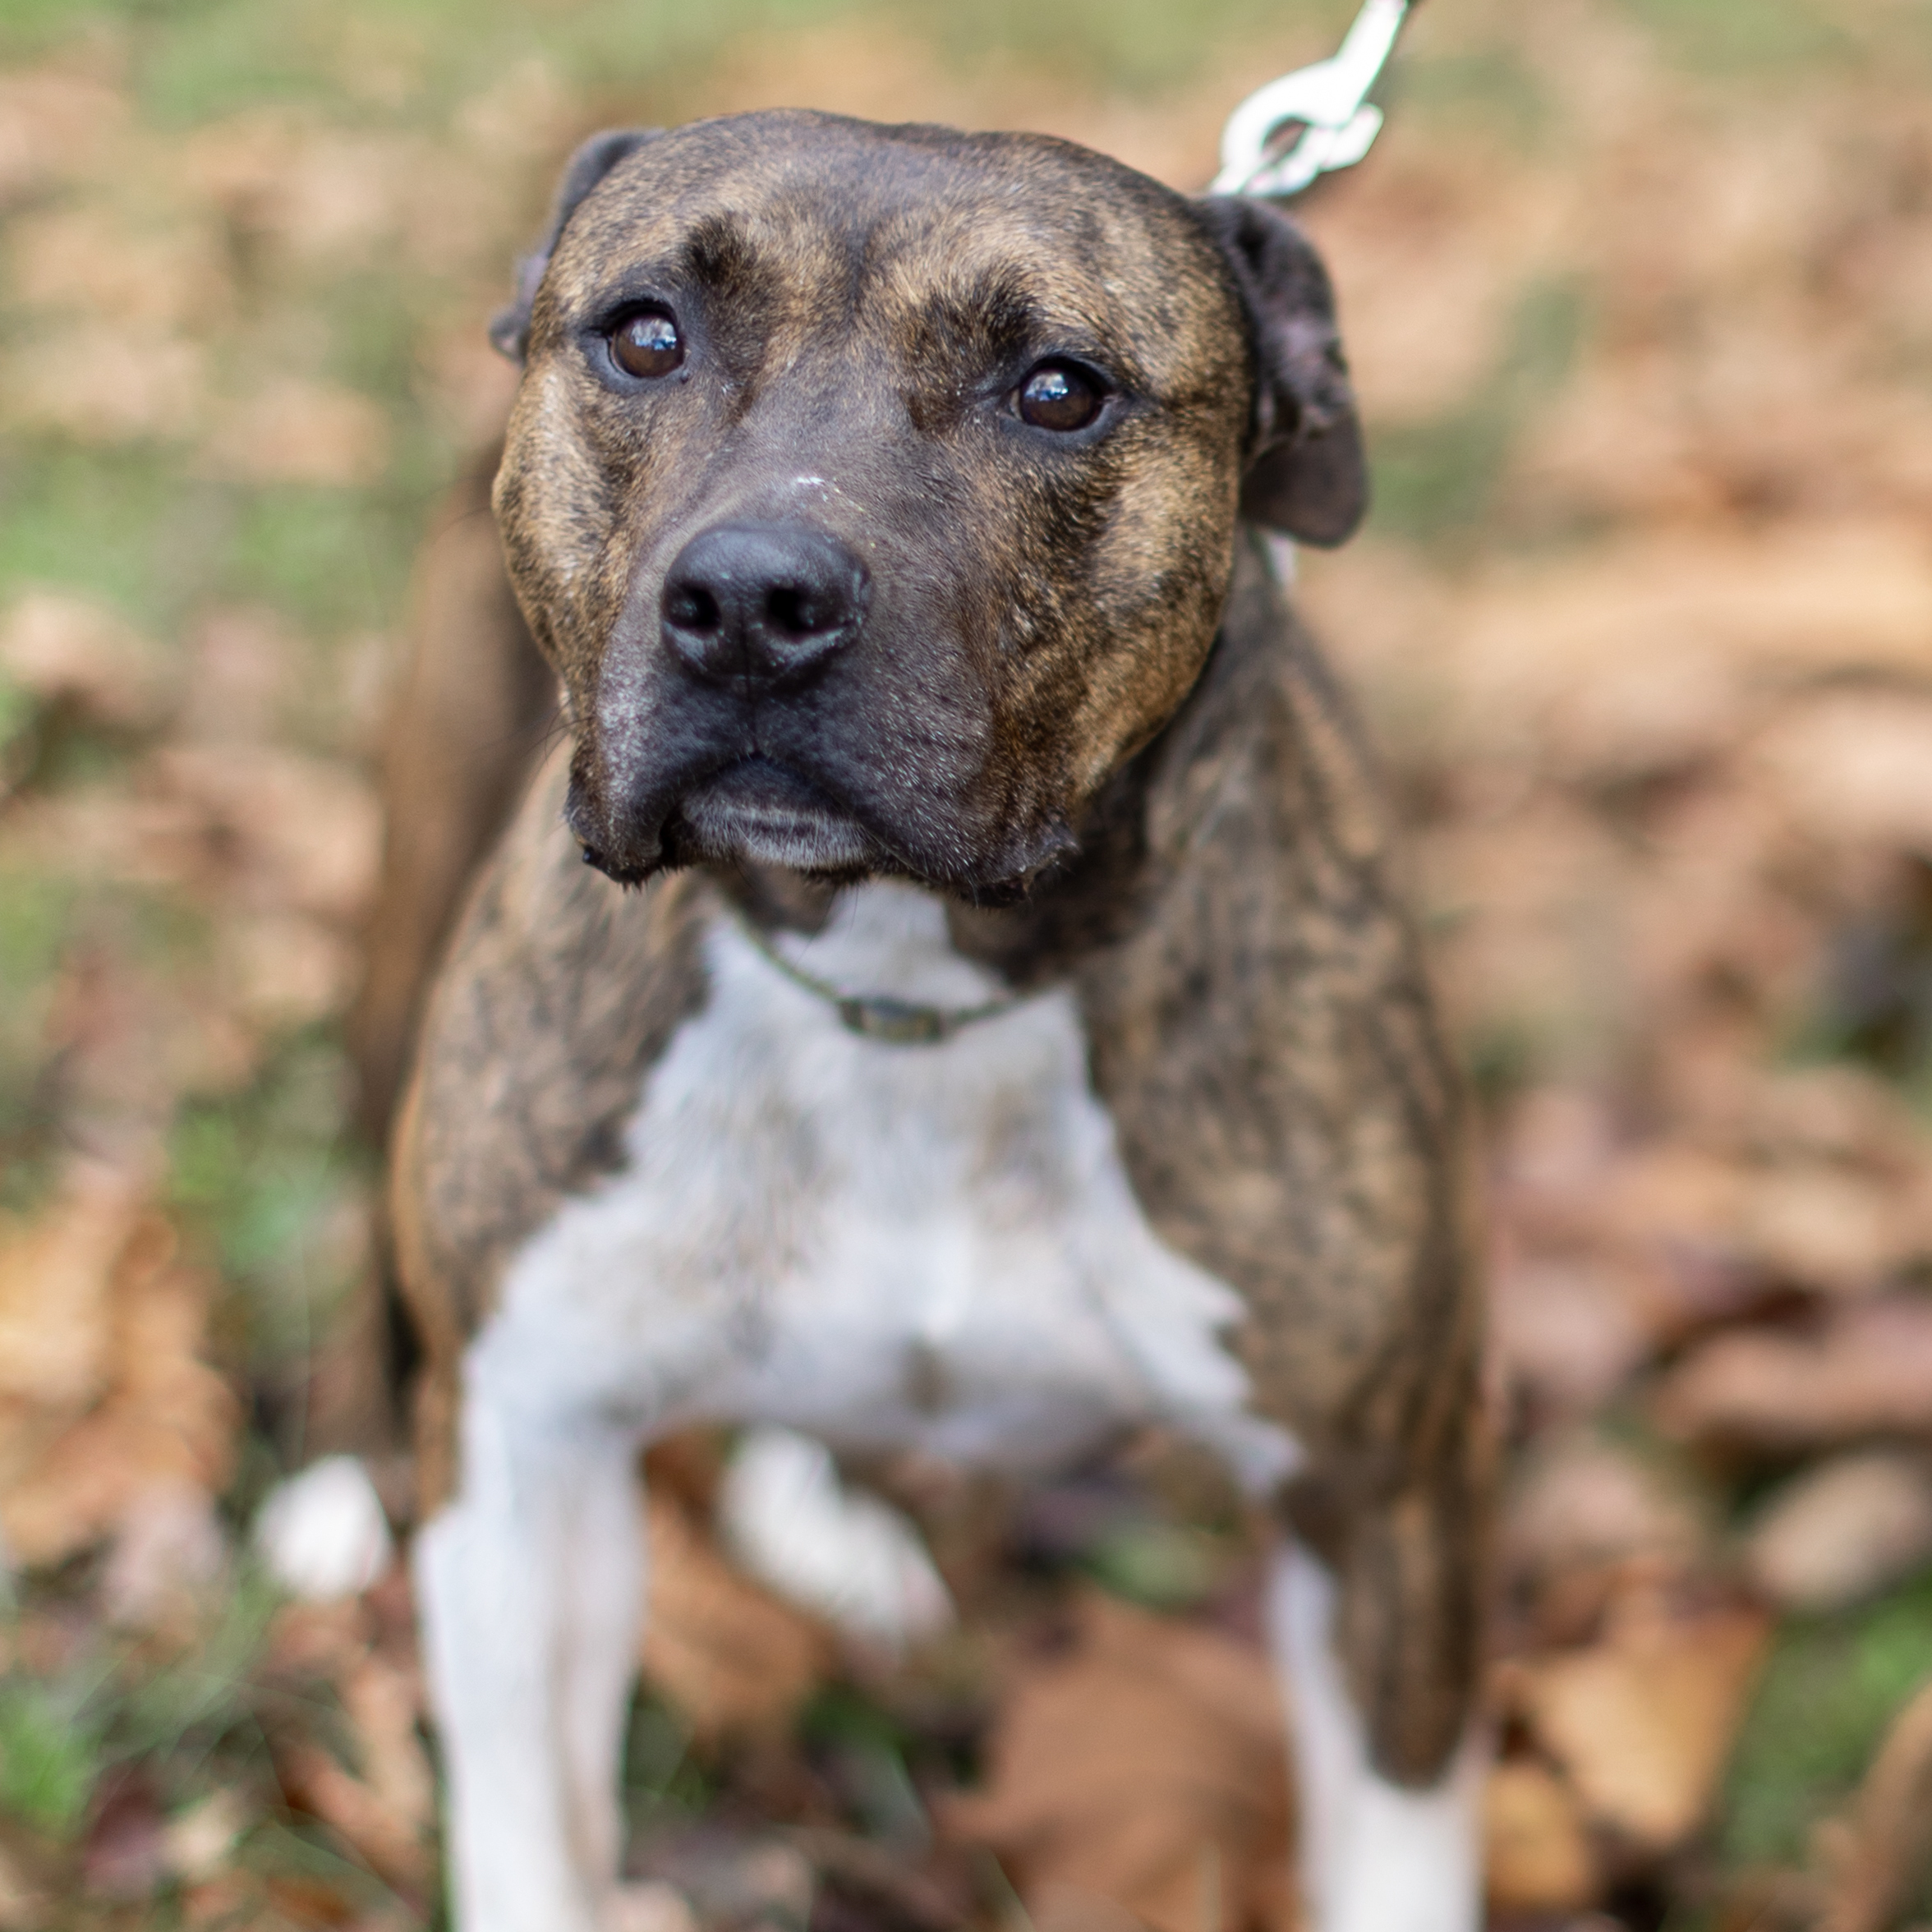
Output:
382,109,1488,1932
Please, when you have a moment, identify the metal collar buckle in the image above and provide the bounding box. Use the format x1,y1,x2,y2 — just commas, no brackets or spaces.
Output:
728,904,1028,1046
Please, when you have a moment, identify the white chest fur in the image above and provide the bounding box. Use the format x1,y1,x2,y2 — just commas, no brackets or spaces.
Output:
472,883,1298,1493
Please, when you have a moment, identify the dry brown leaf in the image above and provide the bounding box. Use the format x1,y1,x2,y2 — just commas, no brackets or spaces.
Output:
1484,1760,1600,1915
220,913,360,1033
1492,1254,1650,1414
0,1169,144,1414
1744,1451,1932,1615
0,591,173,733
1502,1436,1704,1588
0,67,129,200
202,380,392,489
1512,1595,1769,1852
1755,691,1932,860
181,112,416,265
136,743,382,923
1428,524,1932,779
275,1650,435,1886
0,1202,237,1571
176,605,301,745
640,1491,832,1742
3,328,207,444
100,1481,229,1628
1654,1297,1932,1454
7,206,227,335
1816,1676,1932,1932
941,1594,1295,1932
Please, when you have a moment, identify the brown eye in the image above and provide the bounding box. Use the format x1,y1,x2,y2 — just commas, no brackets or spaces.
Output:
610,310,683,380
1018,362,1102,432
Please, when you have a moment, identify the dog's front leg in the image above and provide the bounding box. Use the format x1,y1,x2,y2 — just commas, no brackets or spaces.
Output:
415,1368,644,1932
1267,1491,1486,1932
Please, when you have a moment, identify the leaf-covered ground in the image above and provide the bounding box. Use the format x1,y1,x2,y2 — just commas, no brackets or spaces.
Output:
2,1,1932,1928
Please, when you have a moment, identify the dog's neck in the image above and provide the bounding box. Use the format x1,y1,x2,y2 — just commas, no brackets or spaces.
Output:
712,742,1157,1001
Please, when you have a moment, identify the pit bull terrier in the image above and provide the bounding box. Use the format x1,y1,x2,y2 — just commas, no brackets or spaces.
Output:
388,108,1488,1932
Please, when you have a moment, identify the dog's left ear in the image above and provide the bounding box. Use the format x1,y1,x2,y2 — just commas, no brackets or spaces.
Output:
1194,196,1368,547
490,127,660,363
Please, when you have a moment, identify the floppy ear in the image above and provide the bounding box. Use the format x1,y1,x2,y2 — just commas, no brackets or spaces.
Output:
1194,196,1368,547
490,127,660,363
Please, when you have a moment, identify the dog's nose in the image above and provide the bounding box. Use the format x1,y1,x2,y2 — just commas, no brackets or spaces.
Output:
660,522,869,688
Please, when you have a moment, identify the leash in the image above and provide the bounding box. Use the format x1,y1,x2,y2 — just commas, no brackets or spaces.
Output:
727,902,1029,1046
723,6,1424,1050
1212,0,1423,200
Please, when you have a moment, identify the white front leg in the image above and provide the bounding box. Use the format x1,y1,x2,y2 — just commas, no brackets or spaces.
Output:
415,1379,645,1932
1268,1542,1485,1932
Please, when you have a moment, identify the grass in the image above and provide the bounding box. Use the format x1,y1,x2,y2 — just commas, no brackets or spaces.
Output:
1723,1569,1932,1870
1367,274,1588,545
168,1037,369,1385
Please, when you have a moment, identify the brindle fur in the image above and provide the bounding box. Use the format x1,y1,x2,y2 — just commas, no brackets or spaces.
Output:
349,447,553,1146
389,107,1484,1792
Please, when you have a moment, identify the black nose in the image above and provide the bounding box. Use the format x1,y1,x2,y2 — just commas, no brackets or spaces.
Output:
660,522,869,688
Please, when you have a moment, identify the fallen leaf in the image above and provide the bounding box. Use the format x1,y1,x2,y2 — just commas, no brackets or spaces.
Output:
176,605,301,746
182,111,414,265
1654,1297,1932,1454
136,743,382,923
640,1491,832,1742
1816,1676,1932,1932
0,1168,144,1417
3,328,207,444
1744,1451,1932,1614
274,1649,433,1887
221,912,359,1033
0,67,129,201
162,1791,251,1884
1512,1594,1769,1852
1492,1254,1650,1414
1429,524,1932,778
202,380,391,488
82,1770,167,1902
1484,1760,1600,1915
0,1201,237,1571
7,205,227,335
1755,691,1932,859
941,1594,1295,1932
1502,1435,1705,1587
277,1731,427,1889
100,1480,229,1628
0,592,173,733
0,1840,48,1931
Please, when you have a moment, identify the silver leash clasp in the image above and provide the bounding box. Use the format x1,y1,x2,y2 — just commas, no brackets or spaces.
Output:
1211,0,1419,201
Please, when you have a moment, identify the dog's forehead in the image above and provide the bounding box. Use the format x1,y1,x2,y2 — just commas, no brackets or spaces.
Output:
548,110,1233,367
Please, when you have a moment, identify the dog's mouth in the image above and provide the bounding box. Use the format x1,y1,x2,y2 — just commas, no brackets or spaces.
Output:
662,757,887,874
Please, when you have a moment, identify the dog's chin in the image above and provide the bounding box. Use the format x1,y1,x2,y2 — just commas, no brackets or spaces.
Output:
667,758,886,875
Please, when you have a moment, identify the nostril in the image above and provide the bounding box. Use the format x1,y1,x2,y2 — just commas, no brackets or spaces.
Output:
665,583,721,632
766,587,832,637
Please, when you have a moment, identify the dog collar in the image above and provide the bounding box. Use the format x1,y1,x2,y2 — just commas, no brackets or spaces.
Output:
727,904,1030,1046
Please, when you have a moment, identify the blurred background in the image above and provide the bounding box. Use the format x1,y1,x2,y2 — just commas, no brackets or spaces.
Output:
2,1,1932,1927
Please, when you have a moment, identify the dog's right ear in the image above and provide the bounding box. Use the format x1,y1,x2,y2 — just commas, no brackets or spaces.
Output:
1194,196,1368,548
490,128,660,363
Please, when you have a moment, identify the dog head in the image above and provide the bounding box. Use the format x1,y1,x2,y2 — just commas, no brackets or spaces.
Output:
492,110,1364,899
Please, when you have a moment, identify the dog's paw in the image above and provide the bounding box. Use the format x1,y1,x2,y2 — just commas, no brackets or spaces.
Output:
718,1426,952,1650
253,1455,393,1602
603,1881,698,1932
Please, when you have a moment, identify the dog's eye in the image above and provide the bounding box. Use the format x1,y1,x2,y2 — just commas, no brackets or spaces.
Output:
1018,362,1103,433
610,310,683,380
